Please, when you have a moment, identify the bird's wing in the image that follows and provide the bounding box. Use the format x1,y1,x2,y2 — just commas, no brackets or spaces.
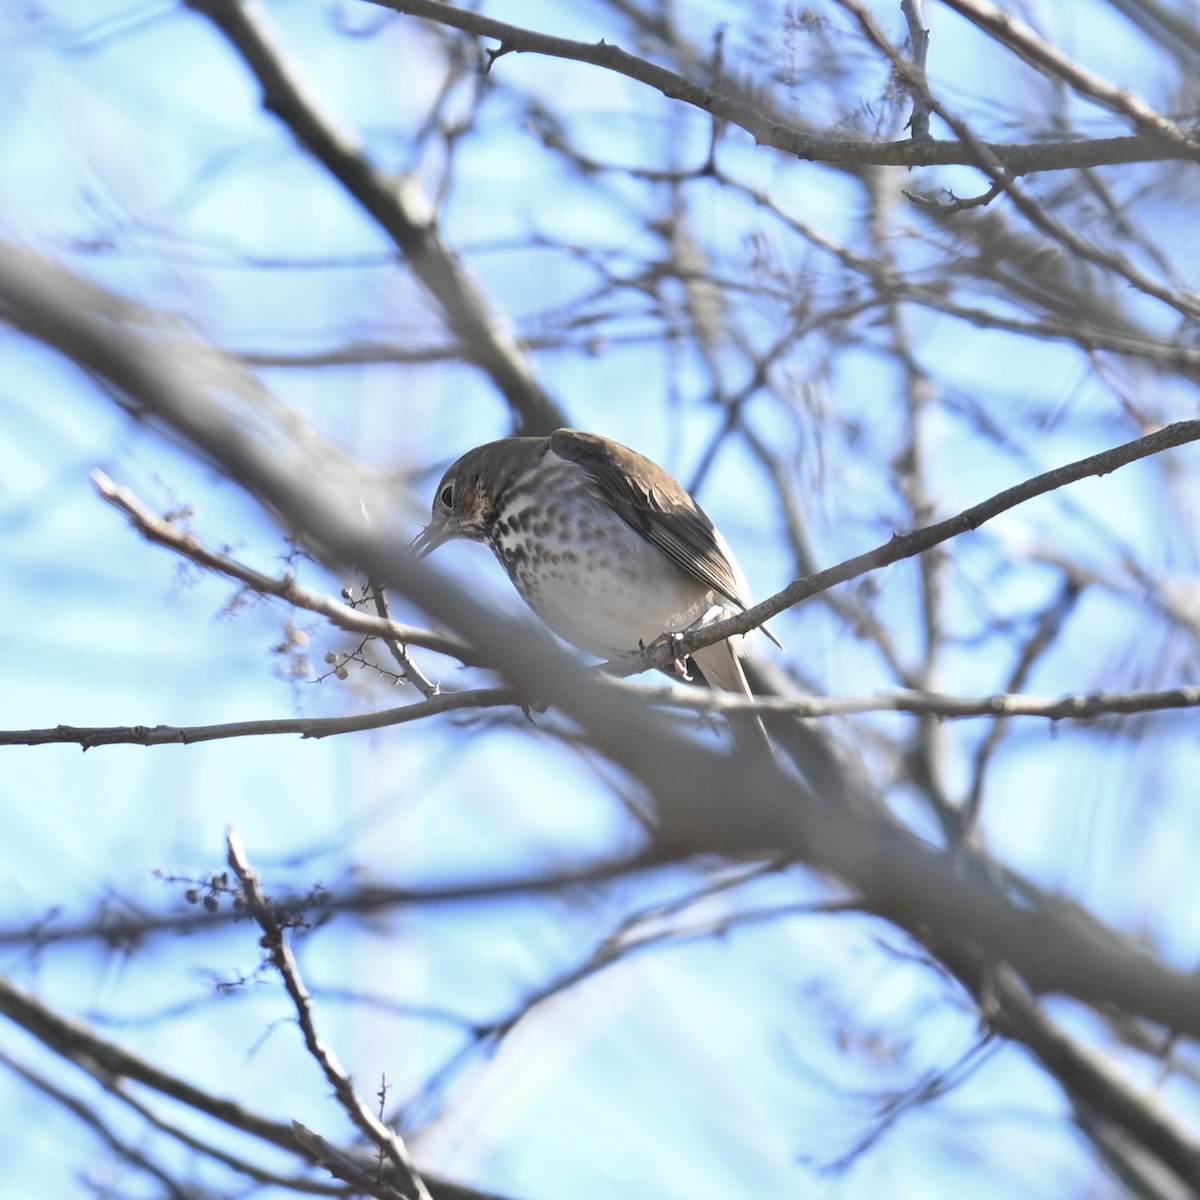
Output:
550,428,747,608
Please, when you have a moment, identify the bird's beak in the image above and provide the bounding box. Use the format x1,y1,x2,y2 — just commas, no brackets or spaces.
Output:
409,521,449,558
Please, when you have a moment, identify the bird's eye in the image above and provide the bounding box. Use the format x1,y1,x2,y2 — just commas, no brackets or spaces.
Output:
439,484,454,509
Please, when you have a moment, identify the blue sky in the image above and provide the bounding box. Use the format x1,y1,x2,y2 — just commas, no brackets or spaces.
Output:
3,2,1200,1197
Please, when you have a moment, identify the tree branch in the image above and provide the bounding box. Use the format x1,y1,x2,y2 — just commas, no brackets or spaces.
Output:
92,470,473,666
668,419,1200,659
370,0,1199,173
226,828,433,1200
0,686,516,748
6,240,1200,1044
942,0,1200,158
186,0,566,435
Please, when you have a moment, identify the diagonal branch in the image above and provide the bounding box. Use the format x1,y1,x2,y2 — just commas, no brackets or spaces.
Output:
941,0,1200,157
92,470,473,666
6,239,1200,1039
670,418,1200,659
835,0,1200,319
0,974,511,1200
186,0,565,435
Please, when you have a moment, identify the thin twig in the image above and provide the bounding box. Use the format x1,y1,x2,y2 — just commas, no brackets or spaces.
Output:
836,0,1200,318
667,419,1200,659
6,675,1199,751
226,828,434,1200
93,471,473,663
0,687,516,747
369,583,440,698
941,0,1200,157
372,0,1197,174
899,0,932,140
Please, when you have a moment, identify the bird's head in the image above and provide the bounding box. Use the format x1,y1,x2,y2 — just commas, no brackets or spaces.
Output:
411,438,541,556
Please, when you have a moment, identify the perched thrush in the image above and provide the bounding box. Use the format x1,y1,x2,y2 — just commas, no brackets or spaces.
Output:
413,428,774,751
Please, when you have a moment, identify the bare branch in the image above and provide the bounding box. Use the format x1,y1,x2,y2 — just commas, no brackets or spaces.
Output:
835,0,1200,318
292,1122,409,1200
226,828,434,1200
186,0,565,435
93,470,473,665
6,4,1200,1191
0,686,516,748
899,0,932,140
943,0,1200,157
6,236,1200,1091
669,419,1200,658
0,974,300,1156
0,978,512,1200
370,0,1198,174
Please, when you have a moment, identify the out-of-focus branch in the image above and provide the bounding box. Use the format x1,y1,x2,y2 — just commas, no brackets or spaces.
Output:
0,855,662,951
0,975,513,1200
1105,0,1200,64
835,0,1200,318
719,165,1200,381
942,0,1200,157
6,241,1200,1035
291,1123,408,1200
186,0,566,436
939,950,1200,1193
0,973,300,1155
0,1049,214,1196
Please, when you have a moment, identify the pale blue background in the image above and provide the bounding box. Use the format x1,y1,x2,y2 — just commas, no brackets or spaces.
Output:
3,2,1199,1197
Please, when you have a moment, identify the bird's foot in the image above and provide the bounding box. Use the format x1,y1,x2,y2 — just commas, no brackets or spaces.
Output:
641,632,694,681
520,698,549,722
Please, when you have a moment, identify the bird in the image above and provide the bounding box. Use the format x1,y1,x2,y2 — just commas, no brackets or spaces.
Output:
412,428,776,752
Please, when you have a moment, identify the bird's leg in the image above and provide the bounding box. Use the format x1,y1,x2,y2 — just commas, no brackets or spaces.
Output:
641,632,694,681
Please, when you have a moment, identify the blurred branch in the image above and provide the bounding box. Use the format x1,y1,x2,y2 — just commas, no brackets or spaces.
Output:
959,578,1083,836
836,0,1200,318
0,975,512,1200
373,0,1199,173
953,958,1200,1194
186,0,566,436
0,973,301,1156
10,2,1200,1191
5,1043,348,1195
0,1049,213,1196
943,0,1200,156
5,241,1200,1037
1105,0,1200,64
291,1122,409,1200
823,1036,998,1171
719,164,1200,380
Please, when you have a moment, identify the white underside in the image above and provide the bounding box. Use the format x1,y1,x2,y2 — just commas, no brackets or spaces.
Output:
503,462,747,659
